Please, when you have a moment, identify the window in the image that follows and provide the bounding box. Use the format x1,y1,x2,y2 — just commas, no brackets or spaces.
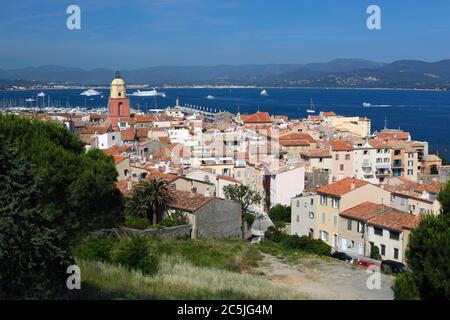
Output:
333,216,338,227
320,195,328,206
408,161,413,167
390,231,400,241
296,215,300,223
321,212,326,224
332,198,340,209
310,198,314,205
407,169,414,175
320,230,329,242
345,154,350,160
394,150,401,156
374,227,383,236
377,158,382,163
400,198,406,206
394,248,399,259
319,157,323,163
409,204,416,212
236,171,241,177
309,212,315,219
340,164,344,171
347,219,352,231
381,245,386,256
335,154,339,160
363,150,368,155
357,221,364,233
112,135,115,140
391,194,396,201
408,153,414,158
384,158,390,163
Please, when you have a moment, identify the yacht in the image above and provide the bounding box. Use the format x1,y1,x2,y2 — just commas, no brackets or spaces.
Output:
130,88,166,97
25,98,36,102
80,89,102,97
362,102,371,107
37,92,46,97
260,89,268,96
306,99,316,113
206,94,215,100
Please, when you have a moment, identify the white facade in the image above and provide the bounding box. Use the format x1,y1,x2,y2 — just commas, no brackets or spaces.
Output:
168,128,191,144
291,193,317,238
96,131,121,150
367,225,405,262
269,165,305,207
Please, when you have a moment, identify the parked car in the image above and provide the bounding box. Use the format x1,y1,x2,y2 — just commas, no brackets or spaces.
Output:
355,260,377,268
331,251,357,263
380,260,406,274
249,235,262,244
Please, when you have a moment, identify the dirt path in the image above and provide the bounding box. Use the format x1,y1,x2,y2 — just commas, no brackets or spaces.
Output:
257,253,394,300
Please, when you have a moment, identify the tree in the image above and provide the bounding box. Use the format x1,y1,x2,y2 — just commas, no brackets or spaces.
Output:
370,244,382,260
126,178,176,225
0,115,124,298
396,214,450,300
437,180,450,215
223,184,262,212
429,164,439,175
269,204,291,224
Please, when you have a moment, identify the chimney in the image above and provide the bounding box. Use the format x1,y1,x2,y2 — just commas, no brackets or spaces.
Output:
350,181,356,190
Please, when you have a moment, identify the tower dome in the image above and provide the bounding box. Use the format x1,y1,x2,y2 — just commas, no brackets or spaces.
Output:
110,71,126,98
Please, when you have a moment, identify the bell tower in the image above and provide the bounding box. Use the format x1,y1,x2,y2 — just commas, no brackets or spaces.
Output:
108,71,130,127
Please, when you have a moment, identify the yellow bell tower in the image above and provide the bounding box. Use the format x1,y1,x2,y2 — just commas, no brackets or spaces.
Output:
110,71,126,98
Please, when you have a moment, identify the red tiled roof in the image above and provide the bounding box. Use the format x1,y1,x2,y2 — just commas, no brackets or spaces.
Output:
103,145,131,156
113,155,127,164
116,180,138,197
280,139,310,147
240,112,272,124
280,133,316,143
169,190,214,212
121,128,136,141
369,210,420,232
330,139,354,151
80,126,109,135
414,182,444,194
317,177,369,197
321,111,337,117
377,131,410,141
146,169,179,182
340,202,387,222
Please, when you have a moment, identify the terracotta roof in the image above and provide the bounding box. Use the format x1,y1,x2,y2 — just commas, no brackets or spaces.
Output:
146,169,179,182
80,126,109,135
369,210,420,232
340,202,387,222
414,182,444,194
330,139,354,151
104,145,132,156
169,190,214,212
217,175,240,183
280,139,310,147
240,112,272,124
377,131,410,141
121,128,136,141
113,155,127,165
116,180,138,197
316,177,369,197
280,133,316,143
301,149,332,158
368,138,390,149
321,111,337,117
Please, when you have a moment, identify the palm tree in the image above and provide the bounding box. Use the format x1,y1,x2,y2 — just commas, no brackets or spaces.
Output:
125,178,176,225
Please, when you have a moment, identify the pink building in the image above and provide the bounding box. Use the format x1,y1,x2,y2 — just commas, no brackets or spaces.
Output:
330,140,354,182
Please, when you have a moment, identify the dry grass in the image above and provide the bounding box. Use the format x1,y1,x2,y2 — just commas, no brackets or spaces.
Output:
69,255,307,300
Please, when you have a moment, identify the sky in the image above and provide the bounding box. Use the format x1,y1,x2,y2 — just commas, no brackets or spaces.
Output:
0,0,449,69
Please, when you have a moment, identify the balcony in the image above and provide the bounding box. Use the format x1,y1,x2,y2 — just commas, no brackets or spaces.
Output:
375,163,390,170
392,161,403,168
376,170,390,177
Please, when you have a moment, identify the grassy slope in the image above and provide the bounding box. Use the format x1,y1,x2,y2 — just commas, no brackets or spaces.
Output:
69,239,306,300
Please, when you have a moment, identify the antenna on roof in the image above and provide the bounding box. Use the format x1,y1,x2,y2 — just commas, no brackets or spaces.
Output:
384,116,388,130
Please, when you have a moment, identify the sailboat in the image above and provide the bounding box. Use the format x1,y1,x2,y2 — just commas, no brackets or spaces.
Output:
260,89,268,96
306,99,316,113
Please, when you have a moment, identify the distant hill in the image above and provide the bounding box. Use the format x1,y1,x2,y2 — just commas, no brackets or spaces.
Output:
0,59,449,89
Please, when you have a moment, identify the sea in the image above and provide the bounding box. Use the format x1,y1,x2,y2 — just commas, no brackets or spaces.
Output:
1,87,449,160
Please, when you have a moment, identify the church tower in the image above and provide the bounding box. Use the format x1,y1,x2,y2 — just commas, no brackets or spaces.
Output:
108,71,130,127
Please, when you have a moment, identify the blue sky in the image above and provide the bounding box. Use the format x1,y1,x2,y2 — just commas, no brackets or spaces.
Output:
0,0,449,69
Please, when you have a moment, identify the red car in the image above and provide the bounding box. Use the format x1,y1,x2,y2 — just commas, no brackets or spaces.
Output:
355,260,377,268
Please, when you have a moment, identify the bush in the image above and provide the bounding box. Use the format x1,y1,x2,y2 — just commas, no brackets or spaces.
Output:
110,237,159,276
73,236,159,276
242,212,255,228
124,214,153,229
264,226,331,256
72,237,117,262
370,244,382,260
392,272,420,300
269,204,291,224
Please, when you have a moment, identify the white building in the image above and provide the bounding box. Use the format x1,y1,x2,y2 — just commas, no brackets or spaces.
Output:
94,131,121,150
266,163,305,207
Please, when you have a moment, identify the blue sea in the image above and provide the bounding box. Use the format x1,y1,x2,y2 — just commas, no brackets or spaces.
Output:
1,87,449,159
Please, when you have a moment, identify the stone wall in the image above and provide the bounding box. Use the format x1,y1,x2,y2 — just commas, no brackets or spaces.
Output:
305,169,330,192
91,224,191,240
195,199,243,239
418,165,450,184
